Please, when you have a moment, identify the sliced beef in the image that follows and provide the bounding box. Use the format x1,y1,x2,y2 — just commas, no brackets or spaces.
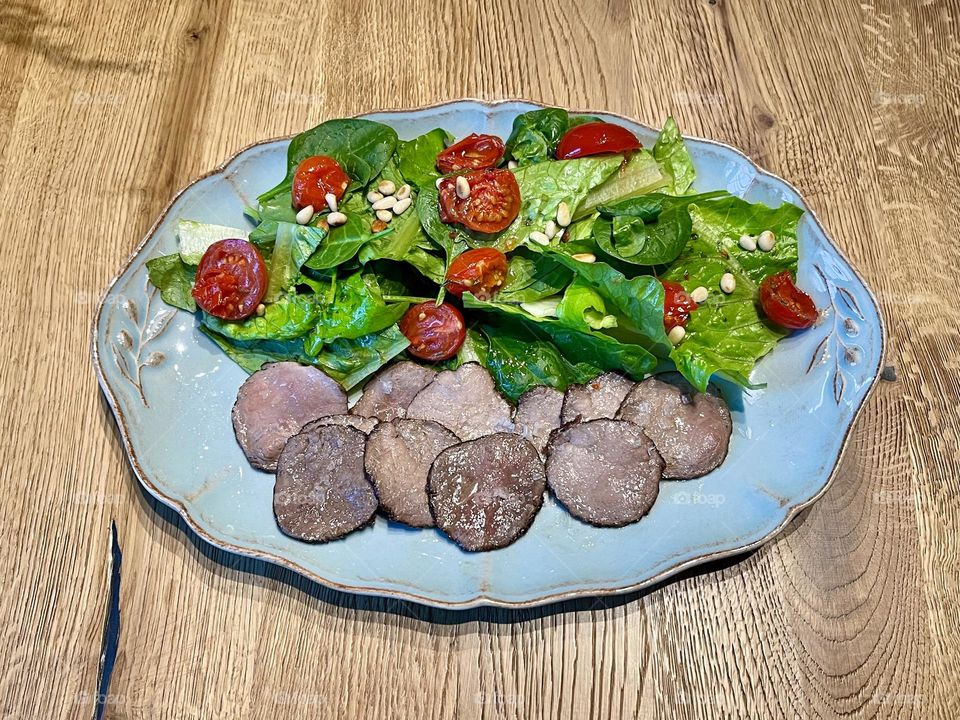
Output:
350,361,437,422
514,385,564,457
233,362,348,472
428,433,546,552
273,424,377,542
406,363,514,441
545,419,663,527
616,373,732,479
303,414,379,435
364,419,459,527
561,371,635,424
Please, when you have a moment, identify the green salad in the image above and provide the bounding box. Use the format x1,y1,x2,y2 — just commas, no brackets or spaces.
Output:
147,109,817,401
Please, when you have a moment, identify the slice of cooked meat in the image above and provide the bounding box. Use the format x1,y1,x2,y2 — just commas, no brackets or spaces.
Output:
428,433,546,552
545,419,663,527
514,385,564,456
364,418,459,527
406,362,514,440
303,414,380,435
616,372,732,479
232,362,348,472
350,361,437,421
273,424,377,542
561,371,636,423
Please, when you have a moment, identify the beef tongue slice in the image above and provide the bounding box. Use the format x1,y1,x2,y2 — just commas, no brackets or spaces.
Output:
561,371,635,423
406,362,514,440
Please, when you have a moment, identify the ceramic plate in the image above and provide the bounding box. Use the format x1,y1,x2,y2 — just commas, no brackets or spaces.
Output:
92,100,885,609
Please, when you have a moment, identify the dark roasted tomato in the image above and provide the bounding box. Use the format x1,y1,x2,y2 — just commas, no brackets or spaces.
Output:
438,169,521,234
399,302,466,361
192,239,268,320
291,155,350,210
436,133,505,173
759,271,818,329
556,121,642,160
445,248,509,300
661,280,698,332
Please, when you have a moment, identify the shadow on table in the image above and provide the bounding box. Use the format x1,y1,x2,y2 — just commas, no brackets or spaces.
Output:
103,393,791,627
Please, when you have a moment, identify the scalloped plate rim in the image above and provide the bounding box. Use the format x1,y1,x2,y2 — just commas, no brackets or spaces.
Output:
91,98,887,610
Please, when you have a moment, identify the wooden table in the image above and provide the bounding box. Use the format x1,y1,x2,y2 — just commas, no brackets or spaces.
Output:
2,0,956,717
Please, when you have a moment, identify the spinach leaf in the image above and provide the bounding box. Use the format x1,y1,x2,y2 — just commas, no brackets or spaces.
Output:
415,184,470,279
304,194,380,270
202,294,319,341
575,150,667,220
661,196,803,390
402,245,447,285
396,128,452,188
265,222,325,302
146,254,196,312
556,280,617,331
594,191,728,266
261,119,398,202
311,325,410,389
303,272,408,352
476,323,599,402
199,327,311,373
358,200,425,263
653,116,695,195
497,248,572,303
464,294,658,380
503,108,601,166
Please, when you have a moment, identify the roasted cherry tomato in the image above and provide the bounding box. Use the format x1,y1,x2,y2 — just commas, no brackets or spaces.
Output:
399,302,466,361
192,239,268,320
759,271,818,329
291,155,350,210
556,121,642,160
438,169,521,234
445,248,509,300
436,133,505,173
661,279,698,332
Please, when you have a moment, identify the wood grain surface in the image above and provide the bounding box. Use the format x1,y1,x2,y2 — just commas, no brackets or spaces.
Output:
0,0,956,717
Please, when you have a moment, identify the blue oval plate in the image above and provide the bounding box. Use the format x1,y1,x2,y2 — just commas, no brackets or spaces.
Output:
92,100,885,609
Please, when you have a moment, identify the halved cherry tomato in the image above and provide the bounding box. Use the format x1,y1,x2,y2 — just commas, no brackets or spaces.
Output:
445,248,509,300
556,122,642,160
661,279,698,332
759,271,818,329
291,155,350,210
438,169,520,234
192,239,267,320
399,302,466,361
436,133,505,173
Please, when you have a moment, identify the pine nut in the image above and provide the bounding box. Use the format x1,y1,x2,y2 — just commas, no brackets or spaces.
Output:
691,286,708,304
544,220,558,239
395,184,412,200
327,211,348,226
371,196,397,211
738,234,757,251
456,176,471,199
528,231,550,246
758,230,776,252
295,205,314,225
554,229,564,242
255,303,266,317
507,160,518,169
392,198,412,215
324,193,338,213
435,177,444,188
571,252,596,263
375,209,393,223
377,180,396,196
720,273,736,294
556,201,572,227
668,325,686,345
366,191,384,203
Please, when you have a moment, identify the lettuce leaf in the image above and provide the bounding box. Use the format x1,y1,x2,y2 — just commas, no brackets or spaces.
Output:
202,294,319,341
303,272,408,352
146,254,196,312
265,222,325,302
653,117,695,195
396,128,452,188
662,196,803,390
